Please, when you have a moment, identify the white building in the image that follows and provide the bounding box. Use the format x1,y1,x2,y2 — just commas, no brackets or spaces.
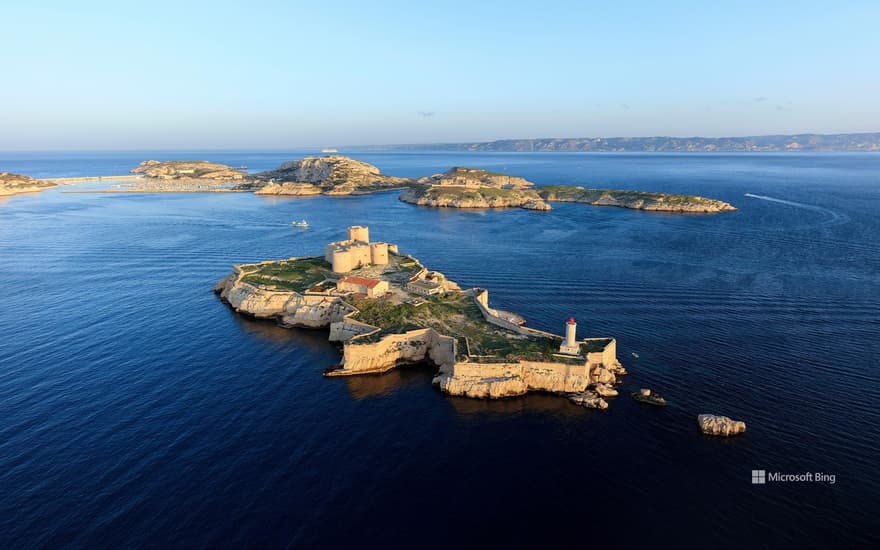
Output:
559,317,581,355
338,276,389,298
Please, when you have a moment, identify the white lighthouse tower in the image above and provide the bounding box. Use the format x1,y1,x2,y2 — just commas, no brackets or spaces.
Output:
559,316,581,355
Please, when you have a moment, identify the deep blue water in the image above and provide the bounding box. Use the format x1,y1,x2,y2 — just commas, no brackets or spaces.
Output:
1,151,878,548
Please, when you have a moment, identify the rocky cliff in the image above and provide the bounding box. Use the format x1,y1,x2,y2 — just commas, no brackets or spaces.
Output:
0,172,58,196
253,182,322,196
400,186,552,210
214,270,354,327
538,186,736,213
131,160,247,180
253,155,411,195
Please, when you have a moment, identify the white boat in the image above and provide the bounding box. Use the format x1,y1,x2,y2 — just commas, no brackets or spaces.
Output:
321,148,338,153
291,220,309,228
631,352,639,358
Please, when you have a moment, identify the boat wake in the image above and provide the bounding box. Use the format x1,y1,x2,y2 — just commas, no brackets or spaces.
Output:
744,193,848,226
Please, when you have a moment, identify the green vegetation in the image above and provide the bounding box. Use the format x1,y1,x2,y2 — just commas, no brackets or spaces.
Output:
415,185,538,201
581,339,612,354
349,293,562,362
537,185,711,205
447,166,509,179
240,257,333,292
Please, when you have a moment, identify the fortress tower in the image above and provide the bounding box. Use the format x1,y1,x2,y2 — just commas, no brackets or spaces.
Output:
559,317,580,355
325,226,394,273
348,226,369,243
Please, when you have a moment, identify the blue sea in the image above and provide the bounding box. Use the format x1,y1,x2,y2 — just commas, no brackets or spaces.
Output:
1,151,878,548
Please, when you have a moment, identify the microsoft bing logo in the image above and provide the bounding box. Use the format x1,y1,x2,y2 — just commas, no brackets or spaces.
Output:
751,470,766,484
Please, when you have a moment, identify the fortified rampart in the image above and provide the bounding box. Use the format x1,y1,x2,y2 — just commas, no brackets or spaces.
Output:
328,328,457,375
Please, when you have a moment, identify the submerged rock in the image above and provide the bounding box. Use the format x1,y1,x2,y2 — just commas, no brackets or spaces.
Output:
697,414,746,436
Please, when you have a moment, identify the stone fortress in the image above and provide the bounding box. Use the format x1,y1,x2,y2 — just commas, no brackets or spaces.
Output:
324,226,399,273
216,226,627,409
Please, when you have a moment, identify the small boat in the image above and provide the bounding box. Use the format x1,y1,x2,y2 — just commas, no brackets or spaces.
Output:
631,352,639,358
291,220,309,228
632,388,666,406
321,148,338,153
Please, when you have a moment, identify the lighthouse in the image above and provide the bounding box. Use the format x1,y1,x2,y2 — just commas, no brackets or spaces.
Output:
559,316,581,355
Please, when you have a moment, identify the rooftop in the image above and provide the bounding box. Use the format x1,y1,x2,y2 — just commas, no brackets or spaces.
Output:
339,276,383,289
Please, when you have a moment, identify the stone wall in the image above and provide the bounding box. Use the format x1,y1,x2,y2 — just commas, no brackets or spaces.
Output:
472,289,561,340
331,328,456,375
437,359,592,398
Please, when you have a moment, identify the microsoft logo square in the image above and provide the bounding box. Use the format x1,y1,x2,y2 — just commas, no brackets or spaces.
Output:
752,470,766,484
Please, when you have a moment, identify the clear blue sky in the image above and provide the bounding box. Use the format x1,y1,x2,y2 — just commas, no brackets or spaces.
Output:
2,0,879,149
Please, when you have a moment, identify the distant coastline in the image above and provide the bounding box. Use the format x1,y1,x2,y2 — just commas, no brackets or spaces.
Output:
365,132,880,152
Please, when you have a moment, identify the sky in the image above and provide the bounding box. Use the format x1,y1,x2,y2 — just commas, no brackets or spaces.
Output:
2,0,879,149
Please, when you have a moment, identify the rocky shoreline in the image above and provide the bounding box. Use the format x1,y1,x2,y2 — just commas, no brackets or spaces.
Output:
0,172,58,196
538,185,737,213
215,227,628,404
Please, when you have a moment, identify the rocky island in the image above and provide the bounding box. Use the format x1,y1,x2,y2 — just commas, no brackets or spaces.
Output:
537,186,737,213
400,167,552,210
132,160,247,180
0,172,58,196
216,225,626,404
252,155,410,196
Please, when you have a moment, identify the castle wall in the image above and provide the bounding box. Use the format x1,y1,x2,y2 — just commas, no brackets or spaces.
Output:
438,358,593,398
473,289,561,340
333,328,457,375
329,319,381,342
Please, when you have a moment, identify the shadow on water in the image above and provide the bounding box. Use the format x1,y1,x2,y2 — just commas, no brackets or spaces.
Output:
338,362,439,400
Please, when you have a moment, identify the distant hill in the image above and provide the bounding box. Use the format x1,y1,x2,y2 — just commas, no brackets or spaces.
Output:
374,132,880,152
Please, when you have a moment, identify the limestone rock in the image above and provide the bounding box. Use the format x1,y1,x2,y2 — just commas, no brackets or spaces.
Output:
632,388,667,406
594,383,618,397
254,182,322,196
0,171,57,196
537,186,736,213
131,160,246,180
697,414,747,436
591,365,617,385
400,186,549,211
417,167,535,190
568,390,609,410
254,155,410,195
436,373,528,399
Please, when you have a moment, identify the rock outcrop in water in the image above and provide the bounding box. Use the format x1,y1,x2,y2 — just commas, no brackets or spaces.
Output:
131,160,247,180
697,414,747,436
0,172,58,196
400,166,552,210
538,186,736,213
253,155,410,195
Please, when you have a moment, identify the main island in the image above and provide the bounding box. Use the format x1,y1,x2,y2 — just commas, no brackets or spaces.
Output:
216,226,627,407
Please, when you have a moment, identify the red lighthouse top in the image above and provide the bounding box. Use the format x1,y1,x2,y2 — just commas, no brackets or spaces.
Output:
567,317,576,325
